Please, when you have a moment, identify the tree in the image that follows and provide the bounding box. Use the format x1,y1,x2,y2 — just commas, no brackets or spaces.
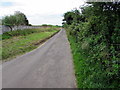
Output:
63,9,85,25
2,11,29,31
14,11,29,26
2,15,17,31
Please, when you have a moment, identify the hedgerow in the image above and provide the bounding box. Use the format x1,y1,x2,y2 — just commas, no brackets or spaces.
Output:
63,2,120,88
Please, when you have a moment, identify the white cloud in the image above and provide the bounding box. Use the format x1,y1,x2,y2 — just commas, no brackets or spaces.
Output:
0,0,86,25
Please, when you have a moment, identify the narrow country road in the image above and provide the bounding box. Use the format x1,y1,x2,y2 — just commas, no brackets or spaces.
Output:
2,29,76,88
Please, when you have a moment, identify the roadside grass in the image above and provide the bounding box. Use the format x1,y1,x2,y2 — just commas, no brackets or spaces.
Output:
1,27,60,61
68,36,81,88
68,35,89,88
2,27,58,40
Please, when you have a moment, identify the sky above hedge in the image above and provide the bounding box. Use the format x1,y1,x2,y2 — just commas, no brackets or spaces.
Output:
0,0,85,25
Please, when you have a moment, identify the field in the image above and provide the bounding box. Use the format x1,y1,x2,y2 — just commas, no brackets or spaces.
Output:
1,27,60,62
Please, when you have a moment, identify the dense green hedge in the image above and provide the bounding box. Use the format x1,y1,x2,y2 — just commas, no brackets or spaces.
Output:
63,2,120,88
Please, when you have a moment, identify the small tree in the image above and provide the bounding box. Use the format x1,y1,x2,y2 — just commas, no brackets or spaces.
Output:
2,15,16,31
14,11,29,26
2,11,29,31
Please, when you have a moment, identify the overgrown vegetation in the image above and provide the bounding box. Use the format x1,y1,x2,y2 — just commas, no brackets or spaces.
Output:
63,2,120,88
2,27,58,40
1,27,60,61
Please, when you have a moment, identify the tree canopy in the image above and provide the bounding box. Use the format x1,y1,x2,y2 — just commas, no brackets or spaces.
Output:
2,11,29,30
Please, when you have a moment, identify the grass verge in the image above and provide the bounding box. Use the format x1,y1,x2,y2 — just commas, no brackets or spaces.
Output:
67,35,83,88
1,27,60,62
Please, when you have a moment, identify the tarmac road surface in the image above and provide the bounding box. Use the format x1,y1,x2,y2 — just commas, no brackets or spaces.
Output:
2,29,76,88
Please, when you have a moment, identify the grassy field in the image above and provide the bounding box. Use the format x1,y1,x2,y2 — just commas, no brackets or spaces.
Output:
1,27,60,62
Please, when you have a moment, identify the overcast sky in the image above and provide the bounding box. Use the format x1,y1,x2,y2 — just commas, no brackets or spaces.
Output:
0,0,86,25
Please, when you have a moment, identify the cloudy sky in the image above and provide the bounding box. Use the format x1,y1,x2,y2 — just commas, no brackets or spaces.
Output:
0,0,86,25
